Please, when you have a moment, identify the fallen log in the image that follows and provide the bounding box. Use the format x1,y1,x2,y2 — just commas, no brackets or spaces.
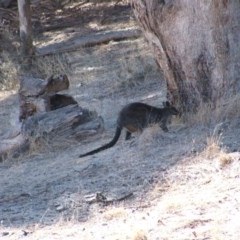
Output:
0,106,104,161
22,104,104,142
36,28,142,56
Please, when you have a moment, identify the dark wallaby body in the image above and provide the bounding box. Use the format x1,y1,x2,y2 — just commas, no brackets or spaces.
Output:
79,101,179,157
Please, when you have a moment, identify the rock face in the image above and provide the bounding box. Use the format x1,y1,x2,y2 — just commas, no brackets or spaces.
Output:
19,75,72,121
0,75,104,161
132,0,240,111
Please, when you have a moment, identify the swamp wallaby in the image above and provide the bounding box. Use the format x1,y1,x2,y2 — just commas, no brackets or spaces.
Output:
79,101,179,158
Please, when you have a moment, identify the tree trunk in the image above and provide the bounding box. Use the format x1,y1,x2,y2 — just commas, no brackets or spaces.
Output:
131,0,240,112
17,0,34,57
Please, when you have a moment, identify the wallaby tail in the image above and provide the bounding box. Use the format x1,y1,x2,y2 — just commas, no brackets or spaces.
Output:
79,126,122,158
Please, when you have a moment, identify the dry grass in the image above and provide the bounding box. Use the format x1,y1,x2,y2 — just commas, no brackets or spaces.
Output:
218,152,233,167
138,124,162,146
32,53,72,79
102,206,127,221
203,133,222,159
25,129,79,158
0,32,19,90
0,53,19,90
186,94,240,126
193,126,236,170
117,55,157,90
133,230,148,240
215,94,240,121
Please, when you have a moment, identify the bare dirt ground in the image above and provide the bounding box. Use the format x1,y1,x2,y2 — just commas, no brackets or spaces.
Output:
1,1,240,239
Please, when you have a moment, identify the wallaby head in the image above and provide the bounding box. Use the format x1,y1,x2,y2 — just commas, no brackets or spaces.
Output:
158,101,179,131
79,101,179,158
162,101,179,115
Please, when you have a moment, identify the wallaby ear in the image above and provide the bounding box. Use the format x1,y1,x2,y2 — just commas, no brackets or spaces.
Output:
163,101,170,107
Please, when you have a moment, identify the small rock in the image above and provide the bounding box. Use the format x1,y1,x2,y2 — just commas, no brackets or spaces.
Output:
56,205,66,212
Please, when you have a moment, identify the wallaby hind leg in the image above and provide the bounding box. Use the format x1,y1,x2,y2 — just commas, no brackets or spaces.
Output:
159,118,169,132
125,131,132,140
160,124,168,132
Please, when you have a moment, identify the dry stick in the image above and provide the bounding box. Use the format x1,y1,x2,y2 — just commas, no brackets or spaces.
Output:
0,7,17,15
75,0,90,8
86,192,134,205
